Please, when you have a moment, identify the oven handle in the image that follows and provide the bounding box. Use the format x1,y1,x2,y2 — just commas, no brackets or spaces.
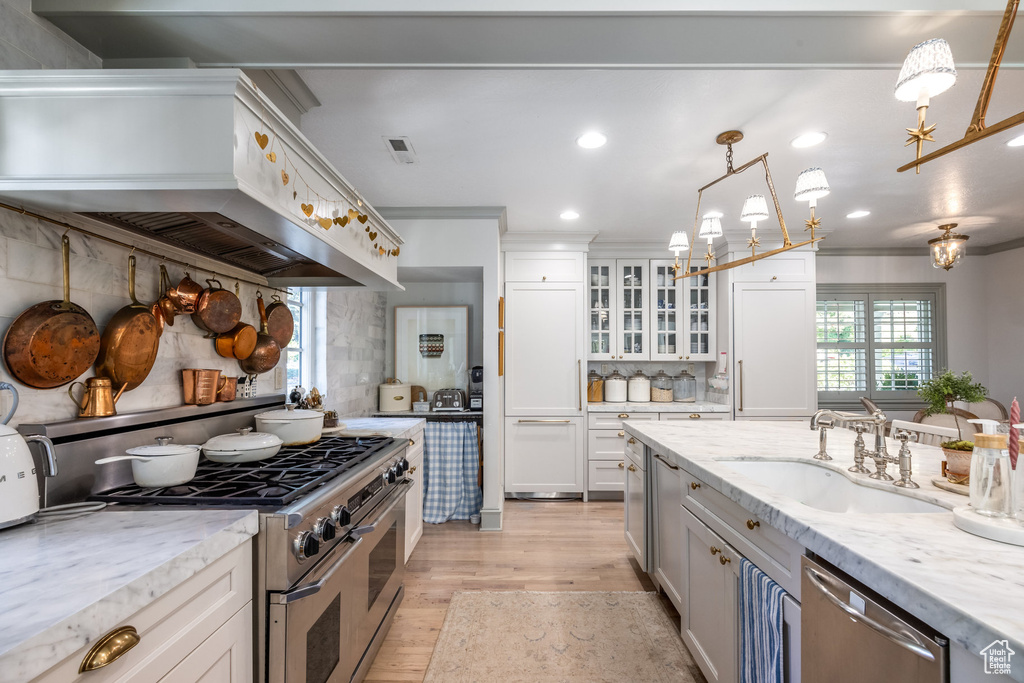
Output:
271,479,412,605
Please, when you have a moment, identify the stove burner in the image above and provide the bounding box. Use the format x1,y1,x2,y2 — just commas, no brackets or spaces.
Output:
164,486,195,496
258,486,289,498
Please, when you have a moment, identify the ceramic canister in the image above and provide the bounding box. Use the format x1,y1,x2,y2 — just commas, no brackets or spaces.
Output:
379,382,412,412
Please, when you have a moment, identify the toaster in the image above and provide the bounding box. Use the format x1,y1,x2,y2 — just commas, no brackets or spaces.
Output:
432,388,467,411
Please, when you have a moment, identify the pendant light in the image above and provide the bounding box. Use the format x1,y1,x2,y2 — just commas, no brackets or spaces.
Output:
668,230,690,274
895,38,957,173
698,214,723,265
794,167,830,238
740,195,769,257
928,223,969,271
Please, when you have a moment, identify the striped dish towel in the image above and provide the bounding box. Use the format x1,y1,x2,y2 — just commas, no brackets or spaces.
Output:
740,557,786,683
422,421,482,524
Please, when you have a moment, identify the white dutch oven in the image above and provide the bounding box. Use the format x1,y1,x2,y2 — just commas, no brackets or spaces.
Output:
95,436,200,488
254,404,324,446
203,427,283,463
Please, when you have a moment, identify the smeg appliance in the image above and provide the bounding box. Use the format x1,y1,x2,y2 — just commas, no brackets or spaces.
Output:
432,388,466,412
469,366,483,410
0,382,58,530
20,396,412,683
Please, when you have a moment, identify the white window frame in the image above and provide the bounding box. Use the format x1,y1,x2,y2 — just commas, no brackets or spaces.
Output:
285,289,315,395
816,283,947,411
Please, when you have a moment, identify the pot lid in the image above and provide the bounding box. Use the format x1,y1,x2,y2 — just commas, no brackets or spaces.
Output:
606,370,626,381
203,427,283,453
653,370,671,378
255,403,323,421
629,371,649,379
126,436,200,457
587,370,603,380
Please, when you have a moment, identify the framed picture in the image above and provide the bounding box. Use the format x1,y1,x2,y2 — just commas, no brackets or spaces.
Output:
394,306,469,390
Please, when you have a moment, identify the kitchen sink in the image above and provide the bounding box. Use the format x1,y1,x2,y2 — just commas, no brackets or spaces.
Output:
717,459,949,514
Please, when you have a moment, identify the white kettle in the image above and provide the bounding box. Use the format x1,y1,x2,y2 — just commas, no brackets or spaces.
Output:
0,383,58,530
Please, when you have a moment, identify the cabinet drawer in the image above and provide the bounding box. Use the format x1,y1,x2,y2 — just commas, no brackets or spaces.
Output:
658,412,728,421
587,428,628,461
505,251,583,282
625,434,644,469
681,470,803,598
33,541,253,683
588,459,625,492
588,411,658,430
729,253,813,283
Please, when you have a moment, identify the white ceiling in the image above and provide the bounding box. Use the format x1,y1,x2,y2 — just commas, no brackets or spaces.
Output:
34,1,1024,251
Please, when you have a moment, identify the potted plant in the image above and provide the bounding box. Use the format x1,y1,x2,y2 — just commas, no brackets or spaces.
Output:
917,370,988,478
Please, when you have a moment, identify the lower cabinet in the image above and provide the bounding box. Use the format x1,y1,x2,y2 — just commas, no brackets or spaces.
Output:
623,443,647,570
651,451,685,612
32,541,253,683
504,417,584,494
404,429,425,563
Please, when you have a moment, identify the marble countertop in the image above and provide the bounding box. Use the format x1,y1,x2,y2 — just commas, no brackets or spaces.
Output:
588,401,729,413
334,416,426,437
0,508,257,683
624,420,1024,673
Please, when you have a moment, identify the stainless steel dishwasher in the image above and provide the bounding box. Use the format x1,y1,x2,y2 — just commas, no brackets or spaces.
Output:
802,556,949,682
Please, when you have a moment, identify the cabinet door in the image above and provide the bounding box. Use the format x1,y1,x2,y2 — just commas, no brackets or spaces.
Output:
404,436,424,563
649,260,684,361
587,428,628,461
505,282,585,415
652,453,684,612
617,260,649,360
505,251,584,282
623,449,646,569
681,507,739,683
504,417,584,493
684,265,716,361
588,459,625,493
588,259,616,360
161,603,253,683
733,283,816,418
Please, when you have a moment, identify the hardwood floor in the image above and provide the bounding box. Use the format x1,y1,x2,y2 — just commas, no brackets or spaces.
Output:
364,499,674,682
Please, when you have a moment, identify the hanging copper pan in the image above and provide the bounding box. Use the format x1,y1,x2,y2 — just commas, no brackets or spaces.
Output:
166,270,203,314
2,235,101,388
191,279,242,337
152,265,177,330
264,294,294,348
215,322,257,360
239,295,281,375
95,255,161,392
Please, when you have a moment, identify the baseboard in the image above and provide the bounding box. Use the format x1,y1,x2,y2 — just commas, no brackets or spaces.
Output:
479,508,502,531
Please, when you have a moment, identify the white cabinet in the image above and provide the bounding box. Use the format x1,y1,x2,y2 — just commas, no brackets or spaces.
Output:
506,251,584,283
404,430,425,563
623,443,647,570
504,417,585,494
32,541,253,683
733,282,816,419
651,451,685,612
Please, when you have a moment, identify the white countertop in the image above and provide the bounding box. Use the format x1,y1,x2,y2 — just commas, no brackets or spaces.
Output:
588,401,730,413
0,509,258,683
333,416,426,437
624,419,1024,673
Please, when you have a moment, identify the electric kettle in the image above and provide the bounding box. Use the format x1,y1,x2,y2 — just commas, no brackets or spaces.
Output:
0,382,58,530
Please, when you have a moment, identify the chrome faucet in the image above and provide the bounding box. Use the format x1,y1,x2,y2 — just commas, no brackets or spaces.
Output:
891,429,920,489
810,398,889,473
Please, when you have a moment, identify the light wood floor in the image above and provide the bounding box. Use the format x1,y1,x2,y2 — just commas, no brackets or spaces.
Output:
364,499,676,682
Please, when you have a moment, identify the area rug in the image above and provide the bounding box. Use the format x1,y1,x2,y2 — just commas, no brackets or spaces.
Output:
423,591,704,683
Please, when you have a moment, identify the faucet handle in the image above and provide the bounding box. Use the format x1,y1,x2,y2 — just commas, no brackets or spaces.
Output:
894,429,918,446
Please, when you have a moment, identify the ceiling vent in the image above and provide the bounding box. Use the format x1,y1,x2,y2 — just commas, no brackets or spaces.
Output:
384,136,418,164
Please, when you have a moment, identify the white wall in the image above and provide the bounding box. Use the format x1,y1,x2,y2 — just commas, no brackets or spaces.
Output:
982,247,1024,408
0,0,100,69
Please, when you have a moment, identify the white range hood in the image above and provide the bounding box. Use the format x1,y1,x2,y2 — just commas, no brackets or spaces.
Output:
0,69,403,290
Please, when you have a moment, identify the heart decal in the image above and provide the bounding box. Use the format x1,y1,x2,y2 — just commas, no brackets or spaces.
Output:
266,152,277,163
392,247,400,256
301,203,314,217
379,246,385,256
358,214,369,224
334,216,349,227
348,209,359,220
255,132,268,149
368,231,378,241
281,170,289,186
318,216,332,230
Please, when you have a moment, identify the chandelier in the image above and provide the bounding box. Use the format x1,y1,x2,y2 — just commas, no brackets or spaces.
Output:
929,223,969,270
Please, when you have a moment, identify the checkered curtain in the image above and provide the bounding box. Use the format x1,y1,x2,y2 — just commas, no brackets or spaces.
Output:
422,421,482,523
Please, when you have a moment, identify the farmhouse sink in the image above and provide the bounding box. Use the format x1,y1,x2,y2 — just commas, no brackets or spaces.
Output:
717,459,949,514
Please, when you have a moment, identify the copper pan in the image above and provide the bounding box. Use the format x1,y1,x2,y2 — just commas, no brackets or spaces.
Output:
152,265,177,329
166,270,203,314
95,255,161,392
239,295,281,375
215,322,257,360
2,235,101,388
265,294,294,348
191,279,242,337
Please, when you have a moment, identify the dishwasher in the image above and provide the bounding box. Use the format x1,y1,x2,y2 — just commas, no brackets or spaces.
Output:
802,556,949,682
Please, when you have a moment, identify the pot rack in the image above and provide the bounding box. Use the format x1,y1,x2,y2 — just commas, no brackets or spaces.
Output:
0,201,291,298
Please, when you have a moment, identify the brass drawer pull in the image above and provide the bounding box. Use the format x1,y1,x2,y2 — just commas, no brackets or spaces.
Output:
690,482,701,490
409,465,418,473
617,430,625,437
617,462,625,469
746,519,760,530
689,413,701,419
710,546,720,555
409,438,415,446
627,437,636,445
627,464,637,472
720,555,732,565
618,413,629,418
80,625,140,673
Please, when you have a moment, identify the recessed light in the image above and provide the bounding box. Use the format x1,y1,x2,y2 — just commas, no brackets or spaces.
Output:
575,131,607,149
560,210,580,220
791,132,828,148
1008,134,1024,147
846,210,871,219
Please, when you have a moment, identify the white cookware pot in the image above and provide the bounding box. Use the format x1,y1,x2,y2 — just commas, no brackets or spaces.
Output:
95,436,200,488
0,382,59,530
202,427,283,463
254,404,324,446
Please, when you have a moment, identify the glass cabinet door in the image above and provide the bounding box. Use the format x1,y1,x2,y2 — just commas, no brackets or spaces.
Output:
618,261,648,359
588,261,614,359
651,261,682,361
685,266,715,360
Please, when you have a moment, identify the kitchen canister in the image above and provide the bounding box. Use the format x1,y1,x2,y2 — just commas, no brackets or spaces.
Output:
969,433,1012,517
604,370,628,403
651,370,674,402
378,379,412,412
587,370,604,402
627,371,651,402
673,371,697,402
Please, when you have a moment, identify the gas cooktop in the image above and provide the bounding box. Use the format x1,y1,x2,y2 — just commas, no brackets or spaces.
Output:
90,436,396,507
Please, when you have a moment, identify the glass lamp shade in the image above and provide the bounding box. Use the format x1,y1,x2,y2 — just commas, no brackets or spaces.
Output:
794,167,830,202
895,38,957,102
740,195,769,223
668,230,690,253
698,216,723,238
928,226,968,271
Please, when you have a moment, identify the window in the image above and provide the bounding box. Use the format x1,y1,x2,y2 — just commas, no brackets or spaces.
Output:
816,284,946,408
285,289,311,394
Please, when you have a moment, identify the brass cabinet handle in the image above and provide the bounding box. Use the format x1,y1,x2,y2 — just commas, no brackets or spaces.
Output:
689,413,701,419
627,464,637,472
720,555,732,565
619,355,623,359
710,546,720,555
518,419,572,423
627,437,636,445
617,430,625,437
746,519,760,530
542,275,547,281
80,625,140,673
618,462,625,469
577,359,582,411
654,453,679,470
410,465,418,473
409,438,415,446
738,359,744,412
618,413,629,418
690,482,701,490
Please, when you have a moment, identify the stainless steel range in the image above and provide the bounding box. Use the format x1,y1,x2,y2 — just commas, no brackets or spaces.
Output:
20,396,412,683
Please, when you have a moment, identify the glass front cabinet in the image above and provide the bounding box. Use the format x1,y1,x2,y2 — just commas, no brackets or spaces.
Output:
589,258,715,362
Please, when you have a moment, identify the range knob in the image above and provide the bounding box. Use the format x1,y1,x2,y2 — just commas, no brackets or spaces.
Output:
399,458,410,475
314,517,336,542
382,471,390,487
294,531,320,561
332,505,351,527
387,466,398,484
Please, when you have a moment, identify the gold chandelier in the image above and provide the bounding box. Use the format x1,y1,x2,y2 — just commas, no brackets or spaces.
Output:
671,131,827,280
929,223,970,270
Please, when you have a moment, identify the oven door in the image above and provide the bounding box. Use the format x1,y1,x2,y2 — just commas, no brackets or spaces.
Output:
268,480,409,683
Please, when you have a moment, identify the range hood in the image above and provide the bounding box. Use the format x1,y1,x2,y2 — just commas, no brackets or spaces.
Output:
0,69,402,289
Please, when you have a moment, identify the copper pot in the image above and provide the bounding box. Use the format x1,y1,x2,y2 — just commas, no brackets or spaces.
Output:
265,294,294,348
167,270,204,314
191,279,242,337
94,255,161,392
238,295,281,375
182,368,221,405
217,376,238,402
215,322,257,360
154,265,177,327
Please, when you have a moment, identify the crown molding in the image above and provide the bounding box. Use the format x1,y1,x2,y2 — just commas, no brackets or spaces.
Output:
818,236,1024,257
377,206,506,221
501,230,597,251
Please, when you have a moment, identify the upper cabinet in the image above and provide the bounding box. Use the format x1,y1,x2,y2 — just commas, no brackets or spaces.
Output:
506,251,585,283
589,258,716,362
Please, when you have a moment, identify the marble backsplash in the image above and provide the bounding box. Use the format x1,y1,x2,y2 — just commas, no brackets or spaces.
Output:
325,288,387,417
587,360,715,401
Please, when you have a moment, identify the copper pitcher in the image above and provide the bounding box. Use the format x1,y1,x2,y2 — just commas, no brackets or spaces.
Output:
68,377,126,418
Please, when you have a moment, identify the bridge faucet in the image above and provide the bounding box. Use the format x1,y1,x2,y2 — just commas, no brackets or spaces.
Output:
809,398,889,472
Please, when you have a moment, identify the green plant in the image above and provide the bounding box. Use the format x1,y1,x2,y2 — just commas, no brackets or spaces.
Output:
917,370,987,446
